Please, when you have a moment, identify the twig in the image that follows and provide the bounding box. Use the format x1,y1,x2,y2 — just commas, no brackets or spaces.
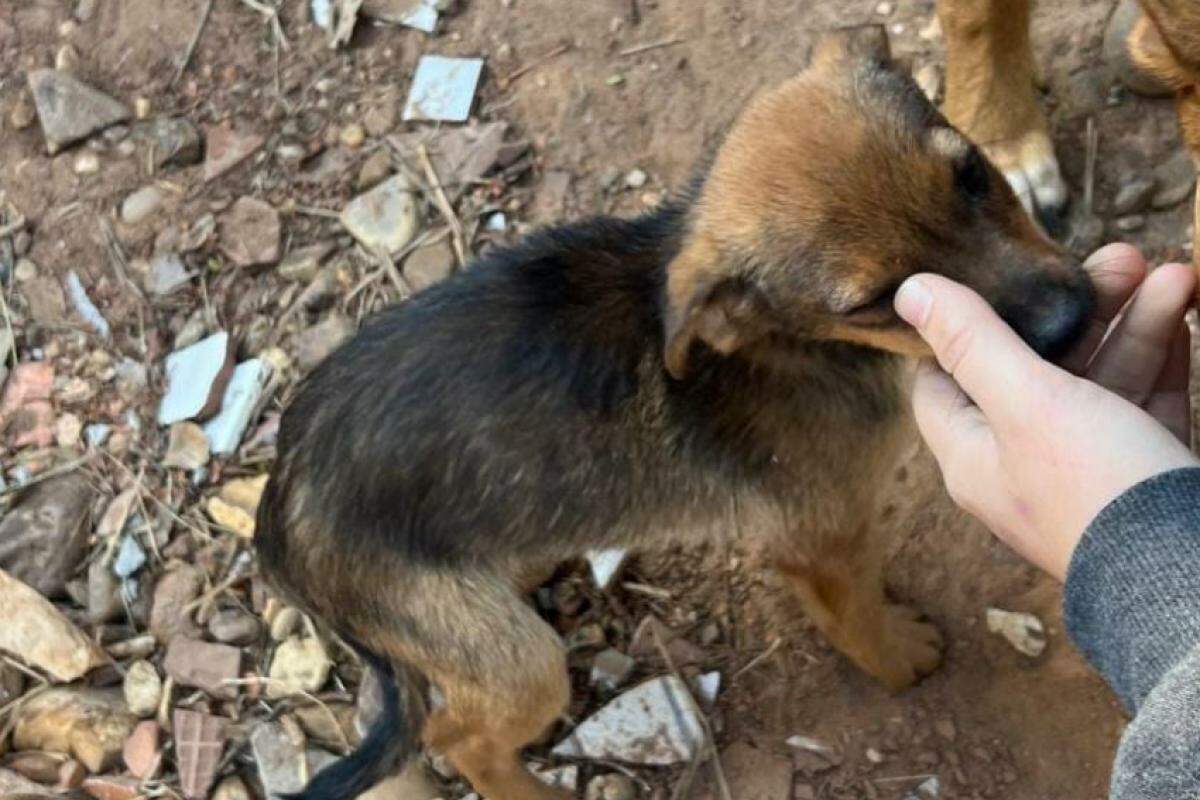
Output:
171,0,214,87
416,144,467,268
729,636,782,684
288,204,342,220
367,246,411,299
99,450,210,540
1083,115,1098,217
236,0,290,49
497,43,571,91
0,454,94,497
0,280,16,369
0,214,26,240
619,37,685,57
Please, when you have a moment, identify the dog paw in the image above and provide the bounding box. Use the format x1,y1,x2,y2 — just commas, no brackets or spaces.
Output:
983,131,1070,237
869,604,944,692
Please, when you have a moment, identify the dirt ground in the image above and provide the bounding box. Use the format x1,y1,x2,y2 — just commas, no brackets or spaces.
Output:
1,0,1193,798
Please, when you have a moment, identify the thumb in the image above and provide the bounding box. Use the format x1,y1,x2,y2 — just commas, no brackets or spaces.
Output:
895,274,1046,424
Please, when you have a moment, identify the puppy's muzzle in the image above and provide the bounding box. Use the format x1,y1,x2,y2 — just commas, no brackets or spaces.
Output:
996,272,1095,361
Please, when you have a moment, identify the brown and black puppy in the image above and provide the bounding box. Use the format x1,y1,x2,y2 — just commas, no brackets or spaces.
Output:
256,27,1093,800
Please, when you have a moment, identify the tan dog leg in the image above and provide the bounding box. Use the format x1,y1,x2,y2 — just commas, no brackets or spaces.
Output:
938,0,1068,229
774,525,942,692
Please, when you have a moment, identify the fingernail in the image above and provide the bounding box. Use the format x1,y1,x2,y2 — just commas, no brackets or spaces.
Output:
894,277,933,327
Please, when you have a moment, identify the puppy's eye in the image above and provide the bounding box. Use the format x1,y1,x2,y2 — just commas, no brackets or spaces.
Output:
954,148,990,200
843,284,900,326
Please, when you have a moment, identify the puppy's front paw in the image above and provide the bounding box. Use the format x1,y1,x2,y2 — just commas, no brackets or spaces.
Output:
869,604,944,692
983,131,1069,237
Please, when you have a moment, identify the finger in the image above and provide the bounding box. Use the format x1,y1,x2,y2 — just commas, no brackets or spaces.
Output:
910,361,996,502
1146,320,1193,445
895,274,1047,422
1059,243,1148,373
1087,262,1196,405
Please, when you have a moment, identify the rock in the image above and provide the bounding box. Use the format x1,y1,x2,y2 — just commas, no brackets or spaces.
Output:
204,358,272,455
586,548,627,590
20,273,68,325
219,197,282,267
295,702,358,750
624,168,647,189
56,411,83,446
213,775,252,800
0,767,48,795
123,720,161,778
149,565,203,641
715,742,794,800
120,185,164,225
148,116,202,167
13,687,136,772
267,636,333,699
1151,151,1196,209
74,150,100,174
75,0,98,21
787,735,841,776
203,124,264,182
123,660,162,717
9,88,36,129
86,557,122,624
914,63,942,103
1105,0,1173,97
629,615,704,666
112,535,146,578
205,474,268,539
3,750,64,783
250,720,309,796
164,421,210,469
157,332,236,426
340,123,366,149
693,671,721,705
163,636,241,699
174,709,228,799
208,607,261,645
278,241,337,283
296,313,356,372
0,361,55,447
533,170,572,221
0,568,107,681
1112,177,1156,215
82,775,141,800
270,606,303,641
27,69,130,153
363,96,398,137
341,174,421,255
403,239,455,292
591,648,635,691
586,773,637,800
357,148,393,189
403,55,484,122
985,608,1046,657
552,676,704,765
904,776,940,800
0,472,93,597
1115,214,1146,232
145,252,192,295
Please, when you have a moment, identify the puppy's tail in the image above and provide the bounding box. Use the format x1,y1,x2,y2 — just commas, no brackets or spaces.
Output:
284,646,427,800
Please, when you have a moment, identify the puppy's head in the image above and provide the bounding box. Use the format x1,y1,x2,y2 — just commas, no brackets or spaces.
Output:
664,26,1093,378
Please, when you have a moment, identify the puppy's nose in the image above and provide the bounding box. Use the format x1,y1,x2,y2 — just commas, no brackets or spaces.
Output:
997,273,1094,360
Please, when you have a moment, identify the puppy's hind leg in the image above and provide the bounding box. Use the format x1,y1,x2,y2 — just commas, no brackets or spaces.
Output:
773,524,942,692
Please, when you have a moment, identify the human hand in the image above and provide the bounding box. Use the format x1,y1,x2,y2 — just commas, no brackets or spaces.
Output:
895,244,1199,581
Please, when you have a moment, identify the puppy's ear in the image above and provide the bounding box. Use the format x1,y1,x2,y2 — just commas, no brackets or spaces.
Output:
809,24,891,71
663,243,778,380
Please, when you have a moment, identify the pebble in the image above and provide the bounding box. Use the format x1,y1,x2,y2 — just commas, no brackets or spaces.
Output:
278,241,337,283
208,607,262,645
875,1,894,15
27,69,130,153
403,238,455,292
205,474,268,538
267,636,333,699
113,534,146,578
86,557,122,623
624,168,648,189
1111,177,1156,215
163,636,242,699
553,676,704,765
585,773,637,800
296,313,356,371
904,776,940,799
1115,214,1146,232
204,358,272,455
174,709,228,799
148,564,203,641
1151,150,1196,209
914,63,942,103
12,687,136,772
219,196,282,267
73,150,100,174
250,720,309,796
694,670,721,705
133,97,151,119
356,148,393,189
0,472,93,597
985,608,1046,657
341,174,421,255
82,775,142,800
157,331,235,426
149,116,203,167
590,648,635,691
55,43,80,72
85,423,112,447
203,124,265,182
120,185,164,225
123,720,161,778
212,775,253,800
720,741,796,800
340,122,366,148
75,0,97,21
270,606,303,641
145,251,192,295
9,89,36,129
0,567,106,681
123,660,163,717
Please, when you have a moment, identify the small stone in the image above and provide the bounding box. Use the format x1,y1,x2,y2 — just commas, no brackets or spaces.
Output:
208,607,261,645
112,534,146,578
164,636,241,699
919,15,942,40
267,636,333,699
586,548,627,590
935,718,957,741
875,1,894,14
720,741,795,800
866,747,885,764
219,196,282,267
13,687,136,773
403,238,455,292
133,97,151,119
205,475,268,538
82,775,141,800
0,568,106,681
1115,214,1146,232
149,565,203,641
585,773,636,800
278,241,337,283
164,421,210,469
624,168,647,189
986,608,1046,657
55,43,80,72
174,709,228,799
123,660,162,717
123,720,161,778
213,775,252,800
1151,150,1196,209
590,648,635,691
149,116,203,167
1112,177,1156,215
251,720,309,796
914,63,942,103
0,472,93,597
296,313,356,371
27,69,130,153
75,0,97,21
270,606,303,641
74,150,100,174
340,122,366,148
693,671,721,705
120,185,164,225
86,557,122,624
203,124,264,181
145,251,192,295
553,676,703,765
357,148,392,189
10,89,36,129
85,423,112,448
295,702,358,750
363,98,397,136
341,174,421,255
904,776,940,800
157,331,236,426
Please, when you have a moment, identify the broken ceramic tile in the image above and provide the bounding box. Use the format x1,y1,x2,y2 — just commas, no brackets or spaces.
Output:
65,270,110,339
586,548,627,590
157,332,235,426
203,358,271,455
693,671,721,705
174,709,228,799
403,55,484,122
27,69,130,153
552,676,704,765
